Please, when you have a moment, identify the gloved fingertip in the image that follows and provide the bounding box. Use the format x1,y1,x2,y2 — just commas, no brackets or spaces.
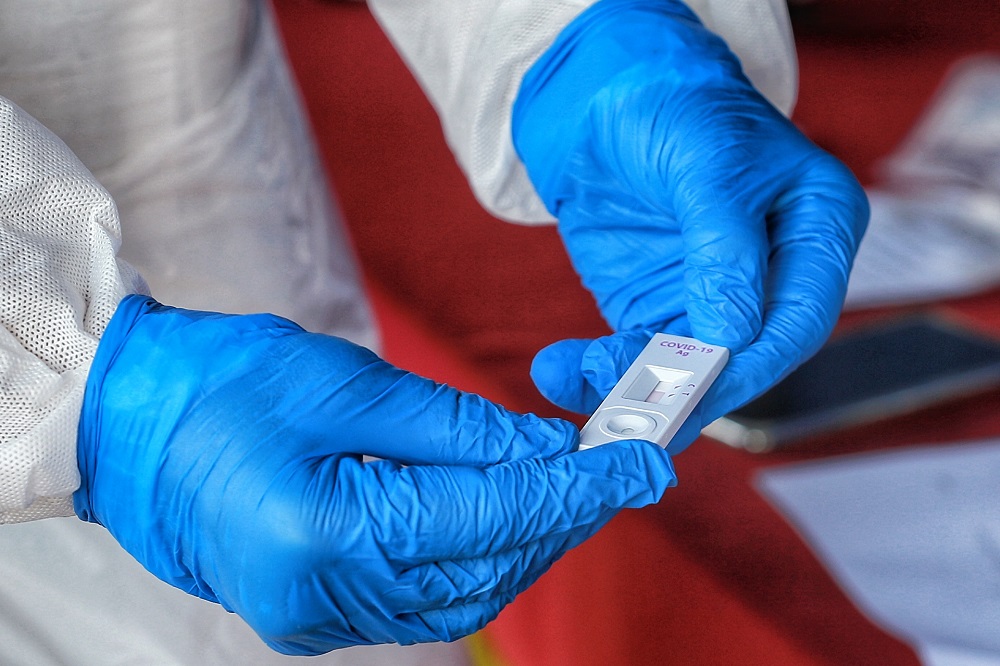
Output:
661,411,707,455
576,439,677,507
424,598,505,645
579,330,654,389
620,439,678,505
646,440,679,492
530,339,599,413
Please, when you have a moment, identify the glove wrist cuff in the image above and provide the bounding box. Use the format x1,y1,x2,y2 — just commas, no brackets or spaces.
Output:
74,293,160,523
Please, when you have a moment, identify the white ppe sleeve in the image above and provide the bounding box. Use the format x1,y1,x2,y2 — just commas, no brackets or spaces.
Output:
0,0,375,524
0,98,144,523
368,0,798,223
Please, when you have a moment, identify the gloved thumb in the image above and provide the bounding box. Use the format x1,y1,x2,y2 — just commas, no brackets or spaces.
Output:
531,329,716,453
530,331,656,414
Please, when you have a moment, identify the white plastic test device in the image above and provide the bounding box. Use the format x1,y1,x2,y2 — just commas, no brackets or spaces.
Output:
579,333,729,449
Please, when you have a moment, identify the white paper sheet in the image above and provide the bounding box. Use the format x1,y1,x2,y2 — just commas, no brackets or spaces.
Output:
844,189,1000,309
756,441,1000,666
881,56,1000,194
841,56,1000,310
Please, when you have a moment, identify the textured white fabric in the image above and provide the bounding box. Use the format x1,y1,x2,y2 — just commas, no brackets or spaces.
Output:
369,0,797,223
0,2,467,663
0,0,376,523
0,98,143,523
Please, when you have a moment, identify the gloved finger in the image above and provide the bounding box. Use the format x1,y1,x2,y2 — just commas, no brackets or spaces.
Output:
675,202,770,352
386,488,621,614
530,338,599,411
660,405,707,454
531,321,691,414
531,332,653,413
531,335,644,413
295,554,532,649
297,449,658,647
394,503,622,642
299,340,579,465
362,439,675,565
406,594,516,645
396,558,551,644
699,158,869,421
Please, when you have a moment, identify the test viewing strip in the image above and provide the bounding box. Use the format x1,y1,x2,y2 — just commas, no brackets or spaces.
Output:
579,333,729,449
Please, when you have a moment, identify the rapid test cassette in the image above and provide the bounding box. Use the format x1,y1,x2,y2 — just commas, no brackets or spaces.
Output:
579,333,729,449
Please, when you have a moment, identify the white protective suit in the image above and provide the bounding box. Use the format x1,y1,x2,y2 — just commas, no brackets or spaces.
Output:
0,0,795,663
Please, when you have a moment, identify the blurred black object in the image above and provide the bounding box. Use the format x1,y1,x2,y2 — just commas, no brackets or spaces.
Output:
704,315,1000,451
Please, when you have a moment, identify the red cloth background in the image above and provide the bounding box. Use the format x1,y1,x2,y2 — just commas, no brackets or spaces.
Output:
273,2,1000,663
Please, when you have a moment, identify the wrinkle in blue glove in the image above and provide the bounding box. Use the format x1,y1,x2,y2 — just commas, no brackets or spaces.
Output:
514,0,869,445
75,295,677,655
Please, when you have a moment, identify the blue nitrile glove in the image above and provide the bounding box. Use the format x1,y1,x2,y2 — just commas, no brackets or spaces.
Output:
514,0,869,449
74,295,676,655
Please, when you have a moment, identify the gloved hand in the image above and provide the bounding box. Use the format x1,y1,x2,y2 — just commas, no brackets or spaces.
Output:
514,0,869,448
74,295,676,655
